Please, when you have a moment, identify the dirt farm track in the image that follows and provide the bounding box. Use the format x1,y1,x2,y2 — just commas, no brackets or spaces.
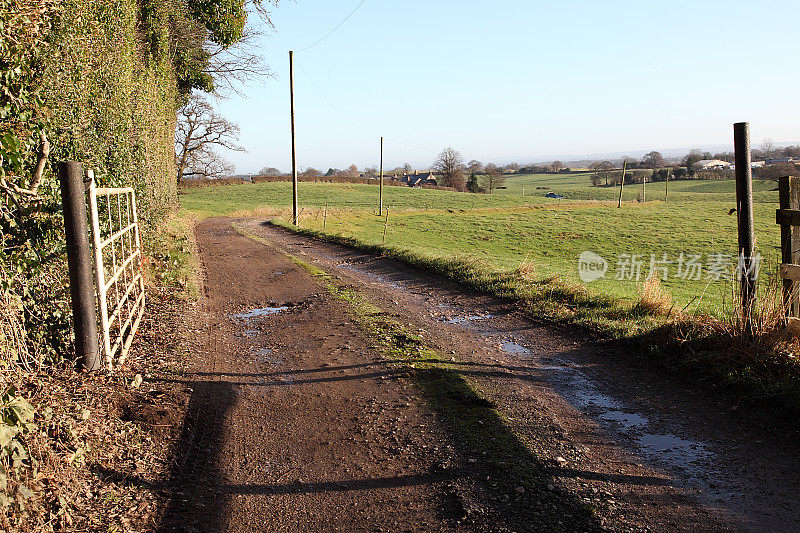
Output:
157,217,800,532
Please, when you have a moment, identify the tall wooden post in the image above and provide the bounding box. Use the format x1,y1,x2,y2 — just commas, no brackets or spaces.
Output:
665,168,670,202
289,50,299,226
734,121,756,325
58,162,100,371
617,161,627,208
778,176,800,317
642,172,646,202
379,136,384,215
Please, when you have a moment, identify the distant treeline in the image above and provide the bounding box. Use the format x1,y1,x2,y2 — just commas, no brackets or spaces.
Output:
178,175,455,191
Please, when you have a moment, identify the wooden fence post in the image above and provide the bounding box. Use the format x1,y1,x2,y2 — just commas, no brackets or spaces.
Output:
382,206,390,244
778,176,800,317
323,202,328,231
734,122,756,327
58,162,100,371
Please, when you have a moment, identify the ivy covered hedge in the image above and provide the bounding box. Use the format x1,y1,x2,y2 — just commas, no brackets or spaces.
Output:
1,0,185,367
1,0,258,365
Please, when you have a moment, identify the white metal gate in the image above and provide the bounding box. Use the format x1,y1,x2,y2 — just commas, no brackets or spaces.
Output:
87,171,145,370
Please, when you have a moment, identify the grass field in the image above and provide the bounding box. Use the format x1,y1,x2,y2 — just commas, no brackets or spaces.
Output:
180,173,782,318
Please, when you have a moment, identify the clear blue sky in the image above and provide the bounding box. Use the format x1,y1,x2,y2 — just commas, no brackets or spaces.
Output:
213,0,800,174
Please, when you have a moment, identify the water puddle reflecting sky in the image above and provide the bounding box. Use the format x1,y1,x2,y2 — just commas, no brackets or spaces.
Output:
229,306,288,320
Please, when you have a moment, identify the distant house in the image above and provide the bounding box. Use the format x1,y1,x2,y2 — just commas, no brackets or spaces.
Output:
766,157,800,166
695,159,732,170
401,171,437,187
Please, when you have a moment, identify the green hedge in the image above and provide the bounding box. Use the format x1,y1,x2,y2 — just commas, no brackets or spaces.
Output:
0,0,181,365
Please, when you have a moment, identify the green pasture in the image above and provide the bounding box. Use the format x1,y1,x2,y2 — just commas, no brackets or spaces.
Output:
179,181,535,218
180,175,782,317
498,172,778,203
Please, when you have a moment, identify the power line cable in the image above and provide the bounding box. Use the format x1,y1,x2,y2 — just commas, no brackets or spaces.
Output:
296,64,429,152
296,0,368,52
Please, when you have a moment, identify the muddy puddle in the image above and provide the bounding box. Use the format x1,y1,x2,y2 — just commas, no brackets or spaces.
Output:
444,314,497,325
438,307,725,499
249,347,279,365
229,306,288,321
499,340,532,357
322,257,404,290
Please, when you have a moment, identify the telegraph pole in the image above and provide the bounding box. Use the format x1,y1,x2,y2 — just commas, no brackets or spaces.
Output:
617,161,627,208
289,50,299,226
379,137,384,215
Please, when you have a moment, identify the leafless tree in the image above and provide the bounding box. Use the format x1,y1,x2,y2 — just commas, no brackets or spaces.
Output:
401,163,412,173
682,148,706,175
203,28,275,96
467,160,483,173
339,164,359,178
589,160,614,185
762,138,776,160
481,167,505,193
550,160,563,172
259,167,282,176
432,147,466,191
175,94,244,183
641,151,664,169
302,168,321,177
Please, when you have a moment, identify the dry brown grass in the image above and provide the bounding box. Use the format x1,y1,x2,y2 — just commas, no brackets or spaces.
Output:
633,275,673,317
726,267,798,351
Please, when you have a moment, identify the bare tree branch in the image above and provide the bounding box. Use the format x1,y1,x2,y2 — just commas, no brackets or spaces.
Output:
175,94,244,183
204,27,275,97
432,147,466,191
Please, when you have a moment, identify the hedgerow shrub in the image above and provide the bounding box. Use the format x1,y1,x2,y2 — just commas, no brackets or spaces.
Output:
0,0,182,366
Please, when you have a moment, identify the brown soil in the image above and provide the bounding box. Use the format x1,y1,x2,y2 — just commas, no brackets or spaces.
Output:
156,217,800,532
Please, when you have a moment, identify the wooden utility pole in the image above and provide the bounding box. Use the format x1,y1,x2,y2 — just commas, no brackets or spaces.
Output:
289,50,299,226
379,136,384,215
734,121,756,325
617,161,627,208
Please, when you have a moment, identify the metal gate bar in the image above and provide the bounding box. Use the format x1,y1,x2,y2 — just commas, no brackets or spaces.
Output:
87,172,145,370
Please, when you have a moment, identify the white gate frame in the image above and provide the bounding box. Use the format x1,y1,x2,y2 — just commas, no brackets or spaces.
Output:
87,171,145,370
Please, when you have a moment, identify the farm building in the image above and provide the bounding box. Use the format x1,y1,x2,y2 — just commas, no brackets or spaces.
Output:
765,157,800,166
695,159,732,170
400,171,438,187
